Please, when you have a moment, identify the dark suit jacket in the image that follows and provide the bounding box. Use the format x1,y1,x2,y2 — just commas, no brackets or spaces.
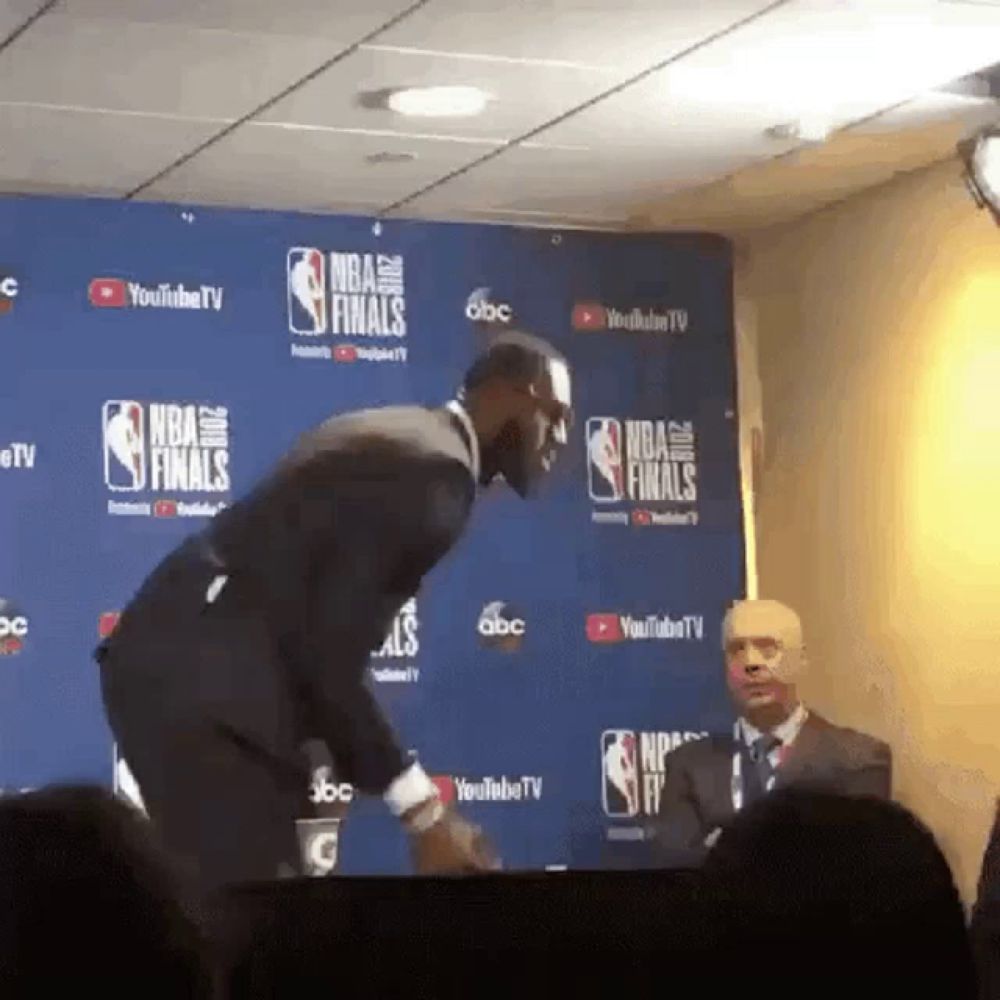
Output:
98,405,477,795
650,712,892,866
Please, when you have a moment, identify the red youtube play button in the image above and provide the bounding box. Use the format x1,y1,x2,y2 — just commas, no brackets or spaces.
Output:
586,613,624,643
98,612,121,638
89,277,127,308
572,302,606,331
432,776,456,804
333,345,358,363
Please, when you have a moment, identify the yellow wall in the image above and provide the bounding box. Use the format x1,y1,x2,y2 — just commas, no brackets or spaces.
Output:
741,157,1000,902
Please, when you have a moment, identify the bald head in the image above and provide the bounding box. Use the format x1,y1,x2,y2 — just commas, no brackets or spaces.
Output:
723,600,806,724
723,600,803,655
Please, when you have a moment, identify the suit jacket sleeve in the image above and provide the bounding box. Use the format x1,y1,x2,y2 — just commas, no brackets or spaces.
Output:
293,449,474,794
650,747,711,867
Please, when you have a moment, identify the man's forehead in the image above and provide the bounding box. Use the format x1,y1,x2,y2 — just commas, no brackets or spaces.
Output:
723,600,802,645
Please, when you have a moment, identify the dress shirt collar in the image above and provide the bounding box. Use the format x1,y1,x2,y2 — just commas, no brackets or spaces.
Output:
739,703,809,749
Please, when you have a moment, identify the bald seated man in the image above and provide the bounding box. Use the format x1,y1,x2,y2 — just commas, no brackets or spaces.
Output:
650,599,891,865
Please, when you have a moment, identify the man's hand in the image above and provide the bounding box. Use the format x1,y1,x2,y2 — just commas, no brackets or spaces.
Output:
406,801,501,875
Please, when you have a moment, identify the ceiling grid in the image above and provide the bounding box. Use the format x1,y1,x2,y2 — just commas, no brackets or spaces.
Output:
0,0,996,234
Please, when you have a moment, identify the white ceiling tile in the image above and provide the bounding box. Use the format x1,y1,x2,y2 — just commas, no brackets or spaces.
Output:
620,0,1000,138
142,122,496,212
527,69,770,150
373,0,776,73
400,118,796,217
525,0,1000,151
0,0,49,39
0,104,220,194
394,143,715,219
0,0,995,234
258,45,619,141
0,15,340,119
58,0,419,39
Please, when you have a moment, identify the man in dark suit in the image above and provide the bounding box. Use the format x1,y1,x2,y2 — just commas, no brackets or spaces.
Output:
650,599,891,866
96,331,573,890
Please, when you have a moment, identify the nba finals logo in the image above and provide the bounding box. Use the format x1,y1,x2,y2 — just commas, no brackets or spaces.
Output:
586,415,699,527
369,598,420,684
286,247,408,363
101,400,231,518
600,729,708,820
586,417,625,502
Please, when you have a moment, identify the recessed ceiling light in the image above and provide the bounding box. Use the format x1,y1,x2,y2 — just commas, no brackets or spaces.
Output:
385,85,490,118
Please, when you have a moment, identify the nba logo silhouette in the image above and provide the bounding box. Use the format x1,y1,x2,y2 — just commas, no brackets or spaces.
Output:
586,417,624,502
287,248,327,335
601,729,640,818
102,400,146,492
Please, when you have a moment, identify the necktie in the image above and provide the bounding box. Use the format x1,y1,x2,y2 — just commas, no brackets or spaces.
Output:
750,734,782,791
740,734,782,806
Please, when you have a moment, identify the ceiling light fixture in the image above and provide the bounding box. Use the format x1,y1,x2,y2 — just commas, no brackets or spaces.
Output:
385,85,490,118
959,125,1000,226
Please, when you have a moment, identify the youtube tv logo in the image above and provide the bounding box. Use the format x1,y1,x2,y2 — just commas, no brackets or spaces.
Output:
432,776,456,804
98,612,121,638
333,345,358,363
153,499,178,518
586,613,624,643
572,302,607,331
89,278,127,308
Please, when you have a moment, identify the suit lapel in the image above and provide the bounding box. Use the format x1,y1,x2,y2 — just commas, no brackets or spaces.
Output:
688,736,740,827
775,713,825,787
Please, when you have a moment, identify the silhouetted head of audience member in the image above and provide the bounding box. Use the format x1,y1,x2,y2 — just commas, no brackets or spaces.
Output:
0,784,214,996
701,788,974,995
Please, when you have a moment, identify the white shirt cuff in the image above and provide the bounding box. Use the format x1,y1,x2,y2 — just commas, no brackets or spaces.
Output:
383,762,438,817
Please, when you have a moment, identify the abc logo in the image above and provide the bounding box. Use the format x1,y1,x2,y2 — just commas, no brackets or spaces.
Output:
0,600,28,655
309,771,354,805
477,601,526,651
0,276,18,299
466,299,512,324
465,288,513,326
478,617,525,638
0,616,28,638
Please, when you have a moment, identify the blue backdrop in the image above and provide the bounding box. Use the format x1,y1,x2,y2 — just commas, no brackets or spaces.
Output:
0,194,744,873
